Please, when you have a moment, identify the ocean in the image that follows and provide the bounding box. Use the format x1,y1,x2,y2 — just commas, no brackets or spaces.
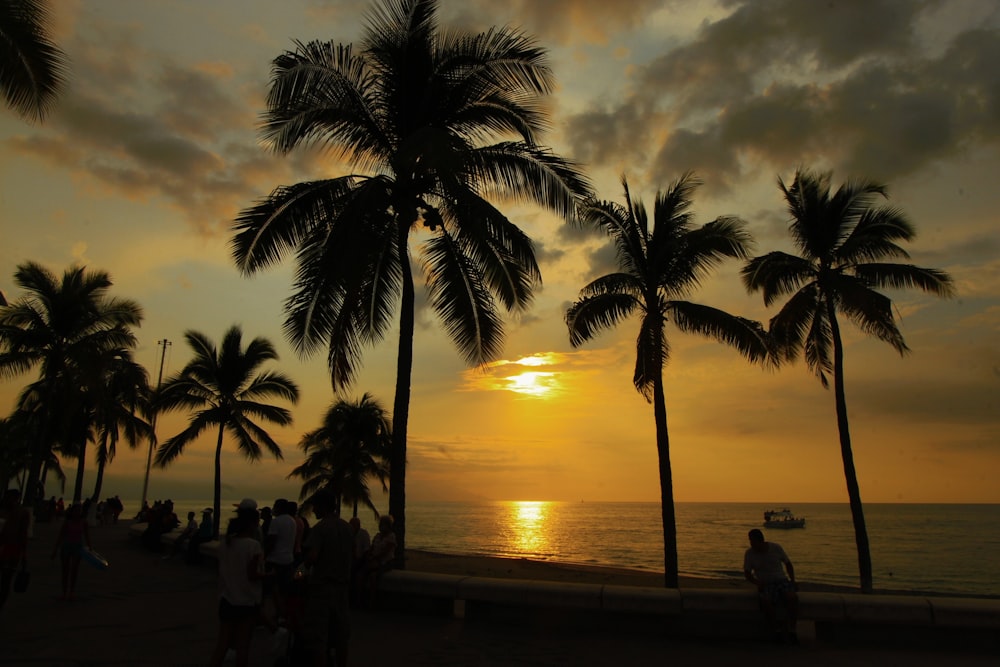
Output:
129,499,1000,597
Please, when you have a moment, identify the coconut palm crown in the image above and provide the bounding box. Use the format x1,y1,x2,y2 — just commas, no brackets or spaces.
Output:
289,393,391,519
742,169,955,592
230,0,591,563
567,172,769,587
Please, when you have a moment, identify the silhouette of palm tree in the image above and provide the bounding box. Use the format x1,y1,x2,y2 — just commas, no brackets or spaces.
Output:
231,0,590,562
289,393,391,519
567,173,769,588
742,169,955,592
154,327,300,538
0,262,142,507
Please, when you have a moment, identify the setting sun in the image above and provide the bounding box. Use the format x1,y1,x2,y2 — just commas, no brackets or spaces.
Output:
507,371,556,396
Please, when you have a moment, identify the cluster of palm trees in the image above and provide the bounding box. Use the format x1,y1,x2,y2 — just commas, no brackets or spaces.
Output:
0,263,150,505
566,171,954,592
0,0,956,593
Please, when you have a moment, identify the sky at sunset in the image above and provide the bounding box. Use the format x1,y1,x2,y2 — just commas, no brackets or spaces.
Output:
1,0,998,508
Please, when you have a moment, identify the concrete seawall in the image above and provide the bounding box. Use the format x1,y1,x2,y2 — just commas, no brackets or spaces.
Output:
130,522,1000,650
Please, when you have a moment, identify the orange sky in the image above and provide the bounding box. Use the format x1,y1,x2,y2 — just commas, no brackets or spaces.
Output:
1,1,998,508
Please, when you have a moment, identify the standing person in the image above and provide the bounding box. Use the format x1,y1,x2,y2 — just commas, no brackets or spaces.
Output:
51,503,91,601
0,489,30,611
347,517,370,608
264,499,297,625
743,528,799,643
209,509,264,667
301,489,354,667
288,501,305,565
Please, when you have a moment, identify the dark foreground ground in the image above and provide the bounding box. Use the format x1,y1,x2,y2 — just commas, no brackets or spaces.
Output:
1,520,996,666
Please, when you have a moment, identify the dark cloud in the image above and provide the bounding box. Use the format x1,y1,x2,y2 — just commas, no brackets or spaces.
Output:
567,1,1000,191
445,0,666,45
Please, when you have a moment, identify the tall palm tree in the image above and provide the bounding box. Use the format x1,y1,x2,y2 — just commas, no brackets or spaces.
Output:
88,349,153,501
742,170,955,593
231,0,590,563
289,393,391,519
566,173,769,588
0,262,142,507
0,0,68,122
154,326,300,538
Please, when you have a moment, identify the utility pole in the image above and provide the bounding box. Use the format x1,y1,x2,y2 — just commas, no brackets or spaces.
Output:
140,338,171,510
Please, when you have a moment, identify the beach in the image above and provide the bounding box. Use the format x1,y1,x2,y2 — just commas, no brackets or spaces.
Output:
1,519,995,666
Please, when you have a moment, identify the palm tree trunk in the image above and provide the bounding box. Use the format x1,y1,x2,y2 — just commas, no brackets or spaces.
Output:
213,426,224,539
352,499,358,519
92,457,106,503
22,401,54,510
653,375,679,588
389,221,414,570
72,440,87,504
828,301,874,593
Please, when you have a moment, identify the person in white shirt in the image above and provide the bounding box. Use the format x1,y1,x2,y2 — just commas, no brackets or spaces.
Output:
264,499,297,623
209,509,263,667
743,528,799,643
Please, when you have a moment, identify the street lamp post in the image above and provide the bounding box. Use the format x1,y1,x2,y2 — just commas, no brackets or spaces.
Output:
139,338,170,510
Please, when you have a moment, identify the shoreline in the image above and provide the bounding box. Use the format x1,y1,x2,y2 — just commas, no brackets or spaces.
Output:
402,547,1000,599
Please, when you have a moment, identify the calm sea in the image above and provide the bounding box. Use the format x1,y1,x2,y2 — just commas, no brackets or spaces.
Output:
130,500,1000,597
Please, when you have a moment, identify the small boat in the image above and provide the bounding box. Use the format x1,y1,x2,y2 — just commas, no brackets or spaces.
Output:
763,508,805,529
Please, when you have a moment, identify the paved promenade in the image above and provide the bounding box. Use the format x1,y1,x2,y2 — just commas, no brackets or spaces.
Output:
1,520,996,666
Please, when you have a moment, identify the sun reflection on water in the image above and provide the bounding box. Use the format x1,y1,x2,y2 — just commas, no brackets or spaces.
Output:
500,500,551,556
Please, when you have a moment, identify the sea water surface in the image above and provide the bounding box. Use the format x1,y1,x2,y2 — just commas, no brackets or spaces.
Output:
133,499,1000,597
403,502,1000,597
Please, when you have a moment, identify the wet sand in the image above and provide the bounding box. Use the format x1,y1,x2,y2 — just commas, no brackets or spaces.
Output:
1,520,994,666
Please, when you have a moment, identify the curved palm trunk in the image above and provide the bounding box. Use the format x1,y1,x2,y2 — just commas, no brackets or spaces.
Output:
92,458,106,502
72,441,87,504
653,374,680,588
213,425,225,539
389,222,415,570
827,299,874,593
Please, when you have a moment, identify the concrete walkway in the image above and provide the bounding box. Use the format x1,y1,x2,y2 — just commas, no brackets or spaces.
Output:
1,521,996,666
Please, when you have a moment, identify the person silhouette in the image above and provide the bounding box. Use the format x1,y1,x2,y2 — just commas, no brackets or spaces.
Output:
743,528,798,643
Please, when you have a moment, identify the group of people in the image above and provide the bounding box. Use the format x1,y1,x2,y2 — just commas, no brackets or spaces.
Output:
209,492,397,667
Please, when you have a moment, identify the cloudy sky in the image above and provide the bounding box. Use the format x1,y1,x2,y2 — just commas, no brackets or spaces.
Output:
1,0,998,508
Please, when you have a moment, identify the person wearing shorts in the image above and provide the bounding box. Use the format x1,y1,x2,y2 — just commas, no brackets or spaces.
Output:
743,528,799,643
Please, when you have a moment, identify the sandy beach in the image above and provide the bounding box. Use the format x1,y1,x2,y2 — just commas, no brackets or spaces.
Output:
1,519,995,666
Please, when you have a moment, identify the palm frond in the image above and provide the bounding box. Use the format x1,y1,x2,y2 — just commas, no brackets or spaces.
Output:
422,230,505,365
566,290,639,347
668,301,769,364
0,0,67,122
742,252,816,306
852,263,956,297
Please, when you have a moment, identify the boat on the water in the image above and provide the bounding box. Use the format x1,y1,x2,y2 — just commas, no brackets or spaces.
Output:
763,508,805,529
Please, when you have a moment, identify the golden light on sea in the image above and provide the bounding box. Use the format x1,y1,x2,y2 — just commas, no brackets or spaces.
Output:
502,500,551,554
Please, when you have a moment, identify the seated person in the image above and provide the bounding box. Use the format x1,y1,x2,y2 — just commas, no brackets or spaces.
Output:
359,515,396,607
165,511,198,559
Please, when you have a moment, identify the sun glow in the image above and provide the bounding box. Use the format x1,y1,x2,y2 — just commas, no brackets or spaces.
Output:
506,371,556,396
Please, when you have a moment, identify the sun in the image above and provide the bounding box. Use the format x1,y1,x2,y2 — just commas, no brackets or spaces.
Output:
506,371,556,397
